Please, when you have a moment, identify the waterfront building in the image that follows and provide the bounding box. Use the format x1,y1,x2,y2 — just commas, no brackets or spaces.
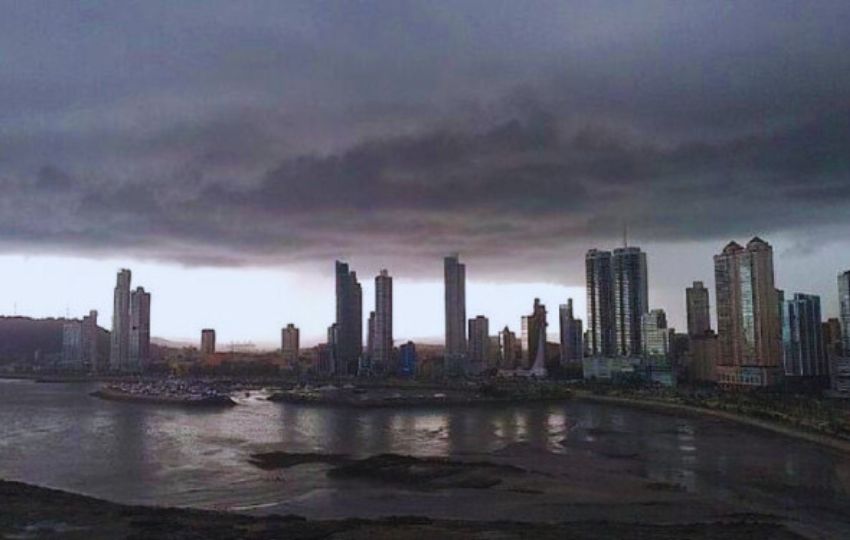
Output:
781,293,827,377
523,298,547,371
714,238,782,386
559,298,583,366
586,249,615,356
81,310,99,372
686,281,712,337
315,343,333,375
488,336,501,368
444,255,467,374
335,260,363,375
61,321,82,369
281,323,299,365
823,318,843,357
373,269,393,373
399,341,417,377
500,326,518,369
327,323,338,375
839,270,850,355
687,331,719,383
641,309,670,361
201,329,216,355
366,311,376,364
128,287,151,372
613,247,648,357
467,315,489,370
109,269,132,371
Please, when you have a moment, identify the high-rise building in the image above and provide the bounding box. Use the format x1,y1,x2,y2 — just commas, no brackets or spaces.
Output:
201,328,216,355
586,249,615,356
559,299,583,365
782,293,826,377
488,336,501,367
839,270,850,355
686,332,718,383
61,322,82,369
613,247,648,357
335,260,363,376
281,323,299,365
823,318,843,358
500,326,518,369
109,269,132,371
326,324,338,374
641,309,670,360
714,238,782,386
467,315,489,369
444,255,466,373
399,341,417,377
128,286,151,372
523,298,547,371
366,311,376,361
686,281,712,337
373,269,393,372
82,310,99,373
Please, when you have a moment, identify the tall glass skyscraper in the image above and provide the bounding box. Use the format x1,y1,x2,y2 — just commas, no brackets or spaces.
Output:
586,249,614,356
713,237,782,386
839,270,850,356
559,298,583,365
109,269,132,371
373,269,393,373
782,293,826,377
444,255,466,373
335,260,363,375
613,247,648,357
128,286,151,372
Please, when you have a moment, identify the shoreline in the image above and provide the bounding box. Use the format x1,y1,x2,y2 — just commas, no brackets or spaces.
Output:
0,479,804,539
266,392,572,408
90,388,237,408
574,391,850,454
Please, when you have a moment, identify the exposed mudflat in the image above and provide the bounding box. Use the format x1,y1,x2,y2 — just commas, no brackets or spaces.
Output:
0,480,804,539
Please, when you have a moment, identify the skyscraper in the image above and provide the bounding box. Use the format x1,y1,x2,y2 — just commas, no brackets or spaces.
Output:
467,315,489,369
586,249,615,356
686,281,712,337
500,326,518,369
523,298,547,370
641,309,670,360
82,310,99,373
399,341,417,377
559,298,583,365
128,286,151,372
335,260,363,375
839,270,850,355
613,247,648,357
109,269,132,371
444,255,466,373
782,293,826,377
281,323,299,365
373,269,393,372
201,328,216,355
714,238,782,386
61,321,82,369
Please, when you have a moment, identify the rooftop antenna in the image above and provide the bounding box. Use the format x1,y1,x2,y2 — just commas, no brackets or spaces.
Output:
623,223,629,248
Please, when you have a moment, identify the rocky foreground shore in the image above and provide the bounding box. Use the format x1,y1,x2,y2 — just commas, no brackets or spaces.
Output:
0,478,805,539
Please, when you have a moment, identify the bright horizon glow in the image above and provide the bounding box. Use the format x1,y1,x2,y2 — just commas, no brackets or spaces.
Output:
1,235,848,350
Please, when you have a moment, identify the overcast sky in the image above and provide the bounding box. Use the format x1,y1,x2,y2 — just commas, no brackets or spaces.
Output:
1,1,849,345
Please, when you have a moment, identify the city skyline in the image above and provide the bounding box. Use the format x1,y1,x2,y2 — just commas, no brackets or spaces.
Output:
3,237,850,354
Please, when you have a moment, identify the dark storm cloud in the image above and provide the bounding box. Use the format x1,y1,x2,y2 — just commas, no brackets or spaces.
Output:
1,1,849,278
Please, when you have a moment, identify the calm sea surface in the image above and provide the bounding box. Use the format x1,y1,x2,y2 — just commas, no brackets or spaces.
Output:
1,378,849,534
